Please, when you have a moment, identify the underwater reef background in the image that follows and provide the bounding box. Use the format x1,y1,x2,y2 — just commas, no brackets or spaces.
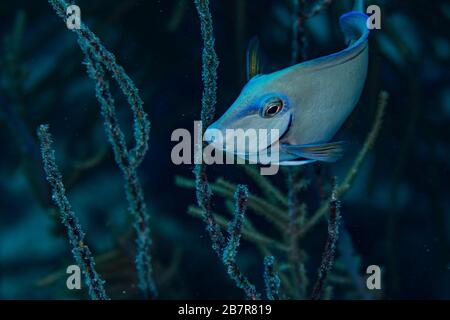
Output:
0,0,449,299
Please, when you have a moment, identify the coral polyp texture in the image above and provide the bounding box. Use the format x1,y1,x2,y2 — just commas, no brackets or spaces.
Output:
47,0,156,298
37,125,109,300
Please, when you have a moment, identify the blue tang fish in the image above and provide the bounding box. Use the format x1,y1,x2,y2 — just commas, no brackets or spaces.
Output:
204,1,370,166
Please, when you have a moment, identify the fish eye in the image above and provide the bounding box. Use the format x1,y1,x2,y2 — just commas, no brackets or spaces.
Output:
260,97,284,118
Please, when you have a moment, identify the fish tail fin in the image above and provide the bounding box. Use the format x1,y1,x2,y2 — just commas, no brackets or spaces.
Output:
340,9,369,46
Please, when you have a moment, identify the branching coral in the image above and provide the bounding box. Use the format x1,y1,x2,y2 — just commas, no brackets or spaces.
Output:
222,185,260,300
191,0,222,256
264,256,281,300
193,0,219,128
311,181,341,300
192,0,281,300
37,125,109,300
47,0,156,298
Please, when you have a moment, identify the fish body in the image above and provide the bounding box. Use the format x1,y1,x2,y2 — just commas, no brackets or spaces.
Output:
205,4,370,166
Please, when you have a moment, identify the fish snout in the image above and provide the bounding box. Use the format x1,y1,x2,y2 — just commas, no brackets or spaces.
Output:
204,126,225,150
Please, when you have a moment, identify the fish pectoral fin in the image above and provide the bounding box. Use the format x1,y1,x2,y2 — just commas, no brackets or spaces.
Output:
282,141,347,163
246,37,262,81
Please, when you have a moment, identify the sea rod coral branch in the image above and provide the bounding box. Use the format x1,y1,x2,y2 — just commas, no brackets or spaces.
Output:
223,185,248,264
192,0,224,256
84,48,156,299
310,181,341,300
194,0,219,127
37,125,109,300
192,0,262,300
47,0,149,167
47,0,156,298
222,185,260,300
264,256,280,300
191,0,224,256
187,205,289,252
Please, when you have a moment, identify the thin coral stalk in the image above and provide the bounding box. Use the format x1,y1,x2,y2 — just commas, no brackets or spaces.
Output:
224,186,247,259
223,185,260,300
264,256,280,300
310,181,341,300
192,0,260,300
85,49,156,299
47,0,156,298
196,166,227,255
48,0,150,166
189,186,262,299
216,178,289,228
37,125,109,300
286,168,304,298
222,185,255,265
188,206,288,251
192,0,224,256
176,176,288,230
194,0,219,127
191,0,282,301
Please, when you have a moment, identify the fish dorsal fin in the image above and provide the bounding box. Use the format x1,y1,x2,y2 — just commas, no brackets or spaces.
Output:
246,37,262,81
